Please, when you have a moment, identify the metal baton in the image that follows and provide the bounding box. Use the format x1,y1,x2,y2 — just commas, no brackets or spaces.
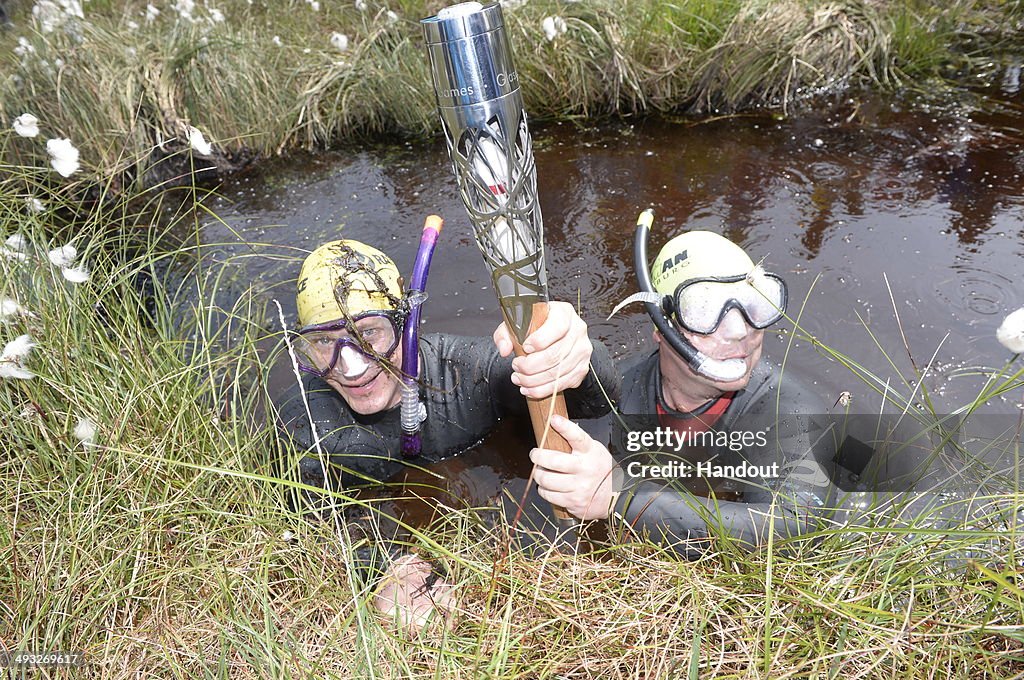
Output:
422,2,579,530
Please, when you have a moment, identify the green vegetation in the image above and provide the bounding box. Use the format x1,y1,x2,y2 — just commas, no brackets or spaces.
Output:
1,0,1021,180
2,133,1023,676
3,1,1024,675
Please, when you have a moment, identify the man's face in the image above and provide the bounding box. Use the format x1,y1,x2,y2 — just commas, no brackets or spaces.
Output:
297,314,405,416
324,340,405,415
658,307,765,395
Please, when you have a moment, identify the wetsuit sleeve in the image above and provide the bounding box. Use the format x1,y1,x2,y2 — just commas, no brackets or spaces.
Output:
613,480,821,559
565,340,619,418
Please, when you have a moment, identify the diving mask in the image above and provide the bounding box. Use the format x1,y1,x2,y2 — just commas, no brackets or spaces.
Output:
293,310,404,379
668,269,787,335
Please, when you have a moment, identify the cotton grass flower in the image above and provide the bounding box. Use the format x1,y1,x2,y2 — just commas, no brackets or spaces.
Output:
174,0,194,21
209,8,225,23
1,299,24,319
386,9,398,23
45,241,90,283
0,334,36,380
186,126,212,155
57,0,83,19
26,197,46,213
145,4,160,21
997,308,1024,354
272,35,282,46
0,298,35,323
32,0,82,33
542,16,567,41
15,37,36,58
0,363,35,380
5,234,27,252
2,234,29,261
74,417,98,447
355,0,367,10
60,266,90,283
48,244,78,268
330,32,349,51
46,138,81,177
33,1,64,33
12,113,40,138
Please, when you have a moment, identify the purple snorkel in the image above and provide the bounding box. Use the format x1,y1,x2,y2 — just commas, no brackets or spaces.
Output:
400,215,444,457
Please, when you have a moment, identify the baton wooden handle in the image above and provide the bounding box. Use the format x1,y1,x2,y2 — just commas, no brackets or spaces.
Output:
506,302,575,523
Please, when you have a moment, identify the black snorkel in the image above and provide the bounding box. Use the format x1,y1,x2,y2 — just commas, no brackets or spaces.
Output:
633,209,747,383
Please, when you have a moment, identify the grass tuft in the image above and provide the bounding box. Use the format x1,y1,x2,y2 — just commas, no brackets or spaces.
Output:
2,0,1022,181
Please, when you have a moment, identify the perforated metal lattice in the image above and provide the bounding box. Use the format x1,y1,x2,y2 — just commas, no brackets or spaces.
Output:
443,111,549,343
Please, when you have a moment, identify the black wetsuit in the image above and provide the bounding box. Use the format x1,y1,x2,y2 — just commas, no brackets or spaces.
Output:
610,352,840,558
276,332,617,491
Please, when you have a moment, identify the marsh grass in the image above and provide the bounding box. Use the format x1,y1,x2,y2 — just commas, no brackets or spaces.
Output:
2,138,1024,677
2,0,1022,180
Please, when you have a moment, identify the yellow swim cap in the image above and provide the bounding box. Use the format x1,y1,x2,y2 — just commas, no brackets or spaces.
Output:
651,231,755,296
296,240,403,328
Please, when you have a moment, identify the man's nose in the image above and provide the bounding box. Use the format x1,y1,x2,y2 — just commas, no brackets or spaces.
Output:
338,345,371,378
717,308,752,341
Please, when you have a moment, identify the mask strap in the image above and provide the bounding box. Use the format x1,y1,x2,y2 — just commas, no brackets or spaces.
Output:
606,291,663,320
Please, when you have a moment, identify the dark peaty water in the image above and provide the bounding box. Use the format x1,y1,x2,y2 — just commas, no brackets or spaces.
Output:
201,86,1024,529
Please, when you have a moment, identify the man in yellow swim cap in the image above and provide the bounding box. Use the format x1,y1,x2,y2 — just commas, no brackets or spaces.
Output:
528,226,840,556
276,238,618,631
291,239,413,416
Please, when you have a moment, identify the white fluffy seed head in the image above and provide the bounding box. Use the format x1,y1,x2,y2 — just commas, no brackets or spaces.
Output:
186,126,213,155
74,417,98,445
61,265,91,283
13,113,40,137
48,244,77,267
46,137,81,177
997,308,1024,354
0,363,35,380
1,334,36,362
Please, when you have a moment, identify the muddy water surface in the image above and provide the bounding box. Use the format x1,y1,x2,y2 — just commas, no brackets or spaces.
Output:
202,87,1024,527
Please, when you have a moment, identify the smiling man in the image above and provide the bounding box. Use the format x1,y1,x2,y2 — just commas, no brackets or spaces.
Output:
274,239,617,629
529,230,840,556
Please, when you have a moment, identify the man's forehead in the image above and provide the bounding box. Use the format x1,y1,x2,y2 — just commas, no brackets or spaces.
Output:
327,244,392,268
660,249,689,275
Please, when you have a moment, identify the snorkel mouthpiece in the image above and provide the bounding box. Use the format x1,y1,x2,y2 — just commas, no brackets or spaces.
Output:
633,209,747,383
688,353,748,383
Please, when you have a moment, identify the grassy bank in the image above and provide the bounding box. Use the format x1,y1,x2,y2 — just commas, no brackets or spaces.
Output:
2,144,1024,676
1,0,1022,180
